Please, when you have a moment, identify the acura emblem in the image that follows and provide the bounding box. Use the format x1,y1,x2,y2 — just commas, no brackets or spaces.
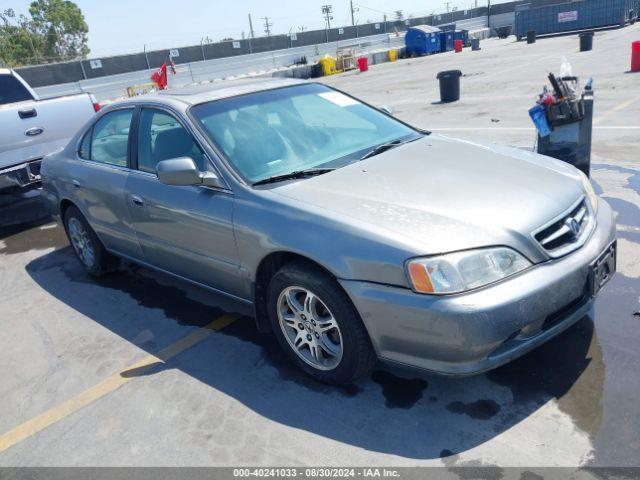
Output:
565,217,581,237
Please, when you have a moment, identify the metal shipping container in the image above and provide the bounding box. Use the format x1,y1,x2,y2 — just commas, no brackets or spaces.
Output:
515,0,629,38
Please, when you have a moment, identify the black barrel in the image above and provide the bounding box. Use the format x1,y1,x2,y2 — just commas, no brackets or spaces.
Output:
579,32,594,52
471,38,480,51
527,30,536,44
436,70,462,103
310,63,323,78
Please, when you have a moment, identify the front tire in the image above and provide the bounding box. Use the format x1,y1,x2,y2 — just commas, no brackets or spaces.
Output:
63,205,117,277
267,261,376,384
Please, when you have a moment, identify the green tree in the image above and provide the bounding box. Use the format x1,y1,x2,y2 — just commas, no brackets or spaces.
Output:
0,0,89,67
29,0,89,61
0,9,42,66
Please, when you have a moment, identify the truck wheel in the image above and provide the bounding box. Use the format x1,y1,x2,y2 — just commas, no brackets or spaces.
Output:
63,205,117,276
267,261,377,384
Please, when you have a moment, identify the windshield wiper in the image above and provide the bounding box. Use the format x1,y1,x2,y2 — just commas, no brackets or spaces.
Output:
359,136,421,161
253,168,335,186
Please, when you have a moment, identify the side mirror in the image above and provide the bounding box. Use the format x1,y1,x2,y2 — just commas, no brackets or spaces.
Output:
156,157,224,189
379,105,394,116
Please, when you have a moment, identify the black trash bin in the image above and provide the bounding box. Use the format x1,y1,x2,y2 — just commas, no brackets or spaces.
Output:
527,30,536,44
437,70,462,103
471,38,480,51
579,32,594,52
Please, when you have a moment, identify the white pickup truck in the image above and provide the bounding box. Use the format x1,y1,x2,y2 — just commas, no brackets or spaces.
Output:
0,68,98,194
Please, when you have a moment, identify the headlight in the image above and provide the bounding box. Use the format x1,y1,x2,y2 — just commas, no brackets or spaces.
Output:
406,247,531,294
580,172,598,212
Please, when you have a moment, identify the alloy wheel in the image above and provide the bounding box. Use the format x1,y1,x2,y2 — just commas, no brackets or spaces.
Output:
67,217,95,269
277,286,343,370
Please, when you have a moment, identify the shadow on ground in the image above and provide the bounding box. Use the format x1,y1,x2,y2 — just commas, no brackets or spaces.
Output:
19,230,607,461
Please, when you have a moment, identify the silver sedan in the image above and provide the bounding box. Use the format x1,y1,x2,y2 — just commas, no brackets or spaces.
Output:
41,78,616,384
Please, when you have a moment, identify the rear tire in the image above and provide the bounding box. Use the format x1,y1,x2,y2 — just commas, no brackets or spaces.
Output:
267,261,377,384
63,205,117,277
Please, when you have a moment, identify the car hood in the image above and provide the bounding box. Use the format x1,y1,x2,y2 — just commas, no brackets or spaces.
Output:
272,135,585,258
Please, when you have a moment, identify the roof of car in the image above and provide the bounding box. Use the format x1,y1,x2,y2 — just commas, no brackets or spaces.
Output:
141,77,307,106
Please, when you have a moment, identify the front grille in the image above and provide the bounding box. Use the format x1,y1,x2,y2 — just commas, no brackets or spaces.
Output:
534,198,591,256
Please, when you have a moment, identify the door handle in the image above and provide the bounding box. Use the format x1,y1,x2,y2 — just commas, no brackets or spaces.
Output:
19,108,37,119
72,179,81,188
131,194,144,206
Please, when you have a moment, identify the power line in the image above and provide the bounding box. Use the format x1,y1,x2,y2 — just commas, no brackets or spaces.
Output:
353,3,393,16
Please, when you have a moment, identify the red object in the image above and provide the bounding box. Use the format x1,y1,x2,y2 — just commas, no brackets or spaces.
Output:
357,57,368,72
89,93,101,112
632,41,640,72
454,39,463,53
151,62,168,90
542,93,556,106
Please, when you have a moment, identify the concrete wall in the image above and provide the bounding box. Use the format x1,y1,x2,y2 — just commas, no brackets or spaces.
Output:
33,34,405,102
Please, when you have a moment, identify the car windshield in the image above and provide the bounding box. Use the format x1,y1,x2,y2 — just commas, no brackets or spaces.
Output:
191,83,420,183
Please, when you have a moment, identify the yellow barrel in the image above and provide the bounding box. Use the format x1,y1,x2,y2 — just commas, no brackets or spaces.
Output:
388,49,397,62
318,55,337,76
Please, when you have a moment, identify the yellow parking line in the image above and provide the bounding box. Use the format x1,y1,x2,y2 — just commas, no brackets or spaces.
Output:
0,312,240,454
593,95,640,125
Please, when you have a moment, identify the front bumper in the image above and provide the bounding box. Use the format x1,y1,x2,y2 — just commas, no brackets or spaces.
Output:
0,160,42,192
340,199,616,375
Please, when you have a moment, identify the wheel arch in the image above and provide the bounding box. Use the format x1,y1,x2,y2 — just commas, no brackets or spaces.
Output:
59,198,76,220
252,251,343,333
58,199,106,248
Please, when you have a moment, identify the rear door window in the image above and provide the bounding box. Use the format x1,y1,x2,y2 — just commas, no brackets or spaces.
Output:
89,109,134,167
0,75,33,105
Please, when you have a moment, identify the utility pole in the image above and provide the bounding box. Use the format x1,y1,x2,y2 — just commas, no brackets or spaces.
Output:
487,0,491,30
350,0,356,26
322,5,333,30
445,2,451,13
262,16,272,36
248,13,255,38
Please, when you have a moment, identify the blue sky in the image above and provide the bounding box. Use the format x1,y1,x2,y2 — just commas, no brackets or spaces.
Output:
9,0,499,57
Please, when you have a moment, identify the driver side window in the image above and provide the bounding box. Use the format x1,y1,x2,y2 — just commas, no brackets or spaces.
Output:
137,108,207,174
